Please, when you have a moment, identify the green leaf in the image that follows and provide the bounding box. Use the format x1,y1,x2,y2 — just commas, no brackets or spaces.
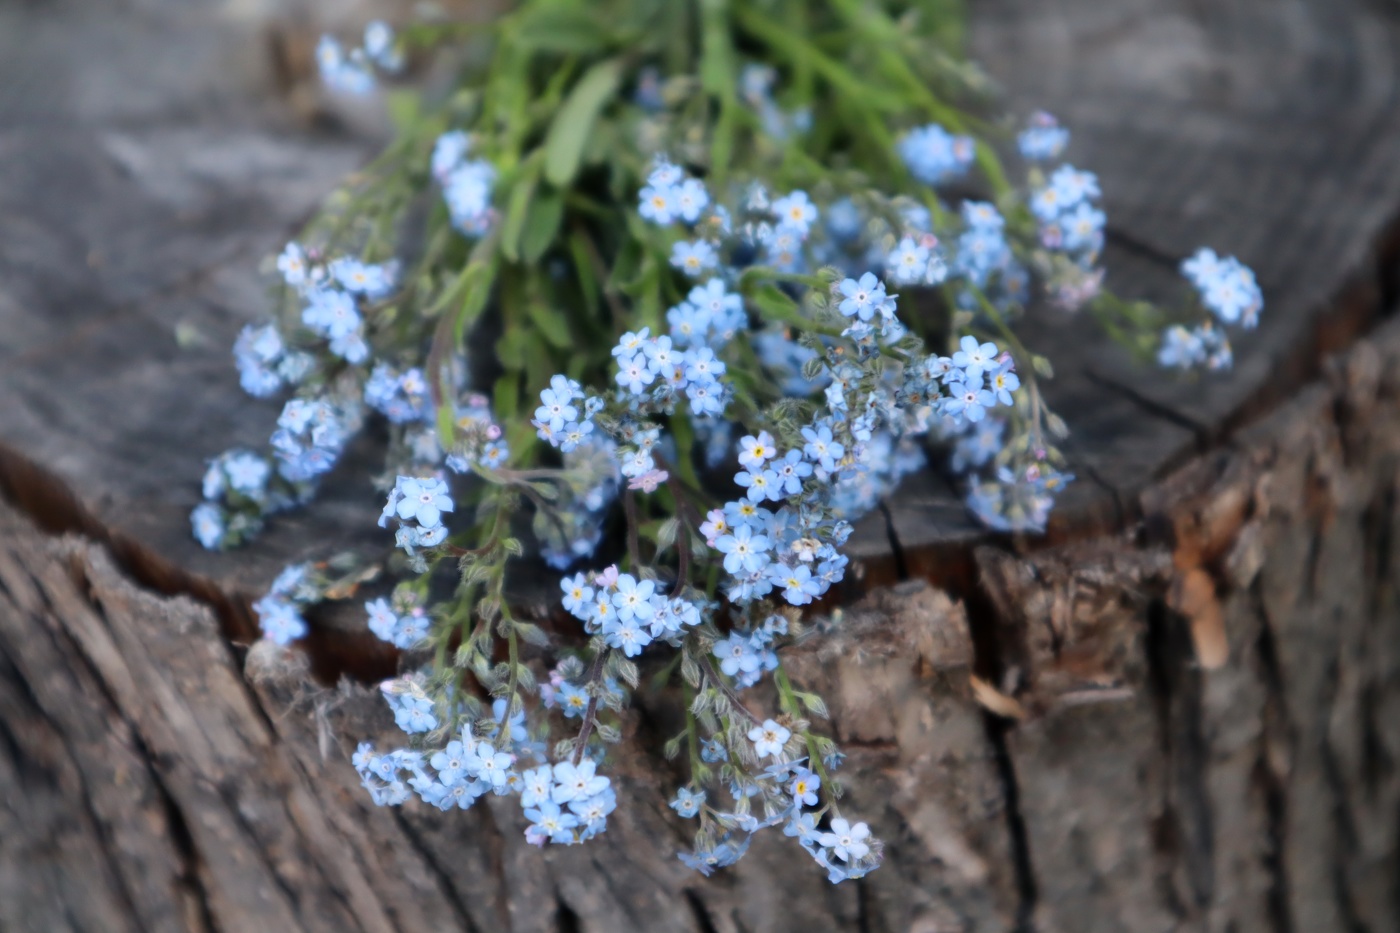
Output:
748,283,801,322
500,155,542,263
544,58,623,187
493,371,520,422
514,622,552,648
526,301,573,349
496,325,528,369
385,89,421,133
521,190,564,263
515,6,610,54
568,231,601,320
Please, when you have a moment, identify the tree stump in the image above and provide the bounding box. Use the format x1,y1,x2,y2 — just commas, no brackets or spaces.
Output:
2,1,1398,930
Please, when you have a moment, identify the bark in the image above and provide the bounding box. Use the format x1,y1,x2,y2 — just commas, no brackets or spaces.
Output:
3,319,1399,931
3,0,1400,930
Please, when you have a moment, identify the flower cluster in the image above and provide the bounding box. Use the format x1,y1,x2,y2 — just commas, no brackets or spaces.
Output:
233,323,314,398
193,241,434,549
739,64,812,141
316,21,402,95
1017,111,1070,162
365,364,430,423
897,123,976,186
381,474,453,553
190,449,292,549
193,8,1272,894
560,568,703,656
1157,247,1264,371
673,746,880,884
355,689,617,844
365,595,430,649
431,131,497,237
251,564,322,645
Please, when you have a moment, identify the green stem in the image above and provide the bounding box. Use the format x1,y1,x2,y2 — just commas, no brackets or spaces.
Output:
774,665,831,790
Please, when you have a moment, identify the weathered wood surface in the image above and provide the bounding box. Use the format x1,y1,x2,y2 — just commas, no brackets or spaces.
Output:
2,0,1400,930
3,318,1398,931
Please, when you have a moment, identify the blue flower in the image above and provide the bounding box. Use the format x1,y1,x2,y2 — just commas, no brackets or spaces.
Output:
556,681,590,719
430,740,472,785
790,769,821,807
615,353,656,394
700,737,728,762
568,786,617,836
685,381,726,416
818,819,872,862
773,450,813,496
770,562,822,605
393,476,454,528
551,760,609,803
365,597,400,643
772,190,818,235
887,237,931,285
254,594,306,645
1157,324,1206,369
897,123,975,185
715,524,771,574
316,35,375,95
535,385,579,432
1060,201,1105,253
951,335,999,382
737,431,777,469
734,467,780,503
1017,111,1069,161
302,287,362,340
714,634,761,678
670,787,705,818
1049,165,1100,206
801,424,845,473
525,799,579,845
602,615,652,656
642,335,679,378
670,240,718,277
330,257,394,298
684,347,725,383
638,184,678,224
384,691,437,734
431,130,471,180
190,503,226,549
836,273,885,321
363,20,402,71
561,573,595,618
748,719,792,759
943,380,996,424
673,178,710,223
611,574,657,622
471,743,514,790
988,361,1020,405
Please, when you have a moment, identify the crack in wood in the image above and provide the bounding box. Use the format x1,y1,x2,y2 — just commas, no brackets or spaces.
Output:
682,889,720,933
1250,581,1298,933
877,500,909,582
389,809,487,933
1082,369,1214,453
1143,597,1215,913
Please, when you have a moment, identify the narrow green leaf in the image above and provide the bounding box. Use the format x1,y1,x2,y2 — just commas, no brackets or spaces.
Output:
520,190,564,263
568,231,601,320
544,59,623,187
493,371,520,422
525,301,573,349
515,6,609,54
500,155,542,263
